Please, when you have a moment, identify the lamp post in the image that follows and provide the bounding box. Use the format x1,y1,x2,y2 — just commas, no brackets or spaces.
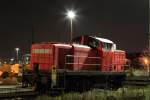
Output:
143,57,149,76
148,0,150,76
15,48,20,63
67,10,76,43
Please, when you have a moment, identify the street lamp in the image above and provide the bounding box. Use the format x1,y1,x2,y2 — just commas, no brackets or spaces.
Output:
15,48,20,63
10,58,14,64
67,10,76,43
148,0,150,77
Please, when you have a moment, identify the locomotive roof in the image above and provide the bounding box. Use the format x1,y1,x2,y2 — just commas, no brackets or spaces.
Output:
53,43,72,47
90,36,114,44
72,44,90,48
114,50,125,52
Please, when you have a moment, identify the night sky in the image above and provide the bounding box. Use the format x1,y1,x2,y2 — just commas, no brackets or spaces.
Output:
0,0,148,61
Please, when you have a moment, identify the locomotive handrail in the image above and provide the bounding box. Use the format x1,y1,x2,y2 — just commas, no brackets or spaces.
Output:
65,54,126,72
65,54,101,68
66,55,101,59
65,63,100,66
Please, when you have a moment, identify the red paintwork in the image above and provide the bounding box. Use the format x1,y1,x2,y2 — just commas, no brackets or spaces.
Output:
112,50,126,72
53,44,72,69
30,43,54,71
101,51,113,72
29,36,126,73
71,44,100,71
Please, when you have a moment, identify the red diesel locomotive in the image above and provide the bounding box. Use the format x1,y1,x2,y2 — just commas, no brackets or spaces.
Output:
23,35,126,91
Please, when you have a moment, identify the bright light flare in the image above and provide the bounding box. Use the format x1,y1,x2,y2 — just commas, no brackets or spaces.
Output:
143,58,149,65
15,48,19,51
10,58,14,61
67,10,76,19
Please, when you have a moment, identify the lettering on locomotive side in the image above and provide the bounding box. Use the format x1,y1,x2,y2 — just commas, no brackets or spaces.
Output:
32,49,52,54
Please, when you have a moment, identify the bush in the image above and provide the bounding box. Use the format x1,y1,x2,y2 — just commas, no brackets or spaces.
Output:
35,86,150,100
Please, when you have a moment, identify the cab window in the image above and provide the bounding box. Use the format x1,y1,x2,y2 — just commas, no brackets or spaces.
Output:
103,43,112,51
88,39,99,48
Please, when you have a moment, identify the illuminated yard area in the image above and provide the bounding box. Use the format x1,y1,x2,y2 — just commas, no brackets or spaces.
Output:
35,86,150,100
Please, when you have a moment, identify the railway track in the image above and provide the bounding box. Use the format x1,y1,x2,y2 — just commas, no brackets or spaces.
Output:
124,76,150,86
0,85,37,99
0,76,149,99
0,85,64,99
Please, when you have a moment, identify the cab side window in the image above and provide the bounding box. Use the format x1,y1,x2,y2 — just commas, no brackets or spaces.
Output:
88,39,99,49
103,43,112,51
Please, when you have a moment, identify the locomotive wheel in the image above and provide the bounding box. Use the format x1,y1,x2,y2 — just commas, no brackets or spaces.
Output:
65,77,91,92
79,78,91,92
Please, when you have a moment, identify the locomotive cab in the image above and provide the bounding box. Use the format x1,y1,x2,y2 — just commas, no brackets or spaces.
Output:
90,37,115,72
72,35,125,72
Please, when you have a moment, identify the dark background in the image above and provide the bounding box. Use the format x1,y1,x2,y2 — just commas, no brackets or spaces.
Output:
0,0,148,61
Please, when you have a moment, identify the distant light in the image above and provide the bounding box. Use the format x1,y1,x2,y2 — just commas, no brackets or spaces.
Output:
15,48,20,51
67,10,76,19
144,58,149,65
10,58,14,61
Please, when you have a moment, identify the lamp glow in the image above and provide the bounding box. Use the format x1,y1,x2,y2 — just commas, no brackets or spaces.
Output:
67,10,76,19
144,58,149,65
